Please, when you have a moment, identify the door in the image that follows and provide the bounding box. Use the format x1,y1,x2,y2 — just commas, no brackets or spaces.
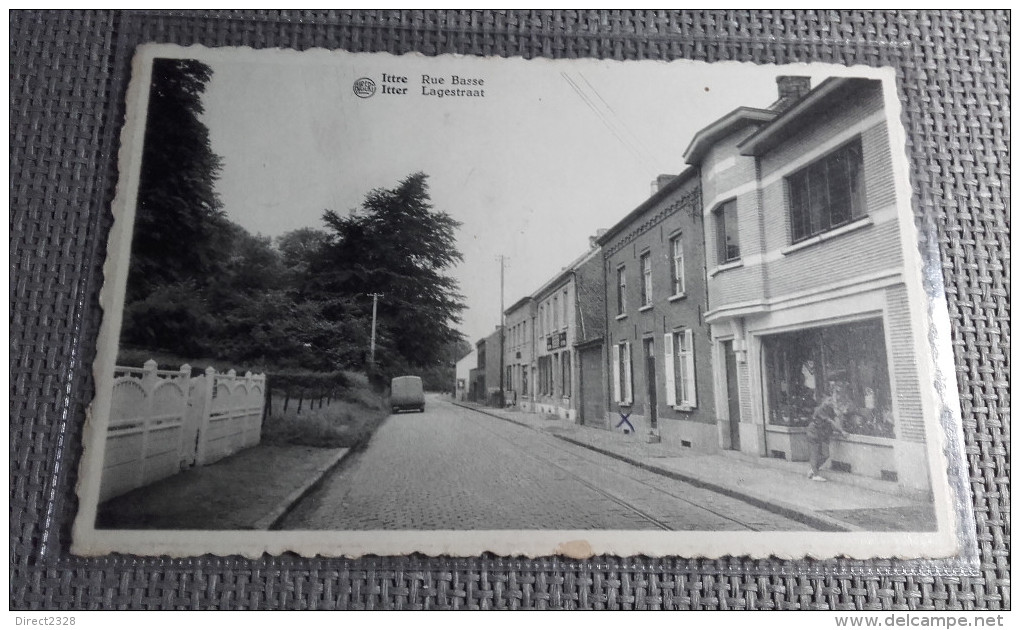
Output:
644,338,657,430
578,345,604,426
723,340,741,450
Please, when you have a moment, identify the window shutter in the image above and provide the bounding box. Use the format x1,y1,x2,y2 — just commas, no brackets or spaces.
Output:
611,343,620,403
663,333,676,406
624,341,633,403
684,329,697,407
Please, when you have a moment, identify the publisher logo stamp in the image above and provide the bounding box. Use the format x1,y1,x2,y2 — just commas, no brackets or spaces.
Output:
353,77,376,98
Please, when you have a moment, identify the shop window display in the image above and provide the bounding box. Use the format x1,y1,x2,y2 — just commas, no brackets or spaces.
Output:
764,319,894,438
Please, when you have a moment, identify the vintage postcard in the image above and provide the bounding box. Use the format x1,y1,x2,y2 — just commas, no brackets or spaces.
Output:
72,44,968,559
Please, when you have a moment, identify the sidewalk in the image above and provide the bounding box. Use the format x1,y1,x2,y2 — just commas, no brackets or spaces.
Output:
455,400,936,532
96,444,350,530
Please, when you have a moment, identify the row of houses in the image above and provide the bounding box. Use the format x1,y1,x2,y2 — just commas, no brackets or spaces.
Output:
458,75,930,496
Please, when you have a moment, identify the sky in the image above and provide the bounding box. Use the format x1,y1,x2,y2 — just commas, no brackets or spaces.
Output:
189,49,845,344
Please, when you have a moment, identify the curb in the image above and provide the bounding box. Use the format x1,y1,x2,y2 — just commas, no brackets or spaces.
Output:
253,447,352,530
455,401,854,533
452,400,535,429
553,435,856,533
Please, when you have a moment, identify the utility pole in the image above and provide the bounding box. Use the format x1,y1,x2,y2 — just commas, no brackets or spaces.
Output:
498,255,506,407
368,292,383,367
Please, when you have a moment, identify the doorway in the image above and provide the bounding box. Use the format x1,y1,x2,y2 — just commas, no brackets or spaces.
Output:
643,338,657,430
578,344,604,427
723,340,741,450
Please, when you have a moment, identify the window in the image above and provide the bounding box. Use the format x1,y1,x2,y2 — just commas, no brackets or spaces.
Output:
787,138,865,242
670,234,685,296
562,289,569,330
715,200,740,263
664,330,697,408
538,306,544,338
538,356,551,396
553,296,559,330
521,365,528,396
616,266,627,315
562,352,571,397
763,319,893,438
611,341,633,404
640,252,652,306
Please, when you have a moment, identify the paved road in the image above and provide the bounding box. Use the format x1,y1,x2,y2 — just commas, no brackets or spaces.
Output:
281,395,808,530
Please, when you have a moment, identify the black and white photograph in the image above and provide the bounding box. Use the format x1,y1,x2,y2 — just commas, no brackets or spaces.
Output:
72,44,964,559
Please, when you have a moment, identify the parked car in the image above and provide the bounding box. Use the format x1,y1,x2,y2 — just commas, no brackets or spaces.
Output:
390,376,425,413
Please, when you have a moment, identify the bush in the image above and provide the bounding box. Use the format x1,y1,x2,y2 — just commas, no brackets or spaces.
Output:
261,375,388,450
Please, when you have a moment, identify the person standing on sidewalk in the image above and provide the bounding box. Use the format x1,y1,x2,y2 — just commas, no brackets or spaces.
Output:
806,382,850,481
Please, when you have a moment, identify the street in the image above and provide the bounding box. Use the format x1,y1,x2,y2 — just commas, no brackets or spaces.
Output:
281,394,809,531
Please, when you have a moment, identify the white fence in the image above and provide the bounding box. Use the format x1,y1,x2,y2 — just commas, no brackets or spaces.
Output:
100,360,266,502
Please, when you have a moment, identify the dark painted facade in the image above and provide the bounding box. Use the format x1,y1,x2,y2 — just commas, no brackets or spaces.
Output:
596,169,716,449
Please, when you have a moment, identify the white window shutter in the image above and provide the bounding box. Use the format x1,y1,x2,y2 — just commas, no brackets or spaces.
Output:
684,328,697,407
663,333,676,406
611,343,621,403
624,341,633,403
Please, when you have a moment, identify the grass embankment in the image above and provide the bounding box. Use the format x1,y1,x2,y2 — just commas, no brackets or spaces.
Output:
260,371,389,451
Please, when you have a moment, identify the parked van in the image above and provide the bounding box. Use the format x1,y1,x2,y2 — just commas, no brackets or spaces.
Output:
390,376,425,413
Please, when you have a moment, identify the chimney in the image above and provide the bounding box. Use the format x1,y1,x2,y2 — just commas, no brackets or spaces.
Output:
650,174,677,195
772,76,811,111
589,228,608,249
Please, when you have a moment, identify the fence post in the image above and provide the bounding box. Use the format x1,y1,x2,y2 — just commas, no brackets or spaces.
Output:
264,374,273,421
195,366,216,466
138,359,159,487
178,364,192,469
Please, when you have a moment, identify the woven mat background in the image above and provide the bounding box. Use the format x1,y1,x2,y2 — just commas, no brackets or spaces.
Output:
10,10,1009,610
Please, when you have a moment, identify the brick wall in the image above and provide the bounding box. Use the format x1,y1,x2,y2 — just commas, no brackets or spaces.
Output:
483,327,503,396
701,130,767,310
574,250,605,344
602,175,713,424
758,84,885,180
767,220,903,297
503,300,533,395
885,283,925,443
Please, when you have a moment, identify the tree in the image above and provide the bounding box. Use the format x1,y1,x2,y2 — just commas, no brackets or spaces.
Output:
276,227,329,295
314,173,467,371
126,58,227,303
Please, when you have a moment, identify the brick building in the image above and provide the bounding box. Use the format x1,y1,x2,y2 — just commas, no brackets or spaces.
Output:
531,260,579,419
685,76,930,493
502,237,605,421
503,295,535,410
596,171,713,447
572,235,607,427
454,348,476,401
469,326,504,405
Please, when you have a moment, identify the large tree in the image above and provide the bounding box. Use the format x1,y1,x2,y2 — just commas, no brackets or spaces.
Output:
126,58,227,303
313,173,466,371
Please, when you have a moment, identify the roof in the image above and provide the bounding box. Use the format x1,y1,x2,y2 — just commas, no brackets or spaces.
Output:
528,245,600,302
681,107,777,165
596,166,699,246
504,294,533,316
738,78,879,156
